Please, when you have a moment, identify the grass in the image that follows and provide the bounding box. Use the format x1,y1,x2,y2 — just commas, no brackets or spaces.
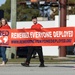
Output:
0,56,75,64
68,0,75,3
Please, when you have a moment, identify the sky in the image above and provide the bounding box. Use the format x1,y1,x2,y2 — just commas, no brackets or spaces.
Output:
0,0,6,6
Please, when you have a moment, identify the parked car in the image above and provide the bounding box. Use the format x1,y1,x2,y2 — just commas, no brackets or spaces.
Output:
16,47,28,58
16,47,37,58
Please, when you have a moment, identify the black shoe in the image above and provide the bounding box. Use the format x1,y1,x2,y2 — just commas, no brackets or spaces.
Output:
39,64,45,67
21,63,29,67
5,59,8,64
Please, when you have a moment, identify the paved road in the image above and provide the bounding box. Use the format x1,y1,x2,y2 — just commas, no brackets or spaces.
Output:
0,64,75,75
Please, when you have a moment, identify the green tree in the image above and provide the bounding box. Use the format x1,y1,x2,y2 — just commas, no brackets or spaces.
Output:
0,0,11,21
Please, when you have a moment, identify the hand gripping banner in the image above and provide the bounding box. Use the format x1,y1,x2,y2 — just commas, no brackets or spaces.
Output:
0,27,74,47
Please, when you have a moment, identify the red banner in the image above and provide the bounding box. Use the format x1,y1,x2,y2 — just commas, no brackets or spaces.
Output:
0,27,74,47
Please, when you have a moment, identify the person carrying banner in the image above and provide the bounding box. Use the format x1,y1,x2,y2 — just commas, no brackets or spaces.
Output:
21,16,45,67
0,18,11,66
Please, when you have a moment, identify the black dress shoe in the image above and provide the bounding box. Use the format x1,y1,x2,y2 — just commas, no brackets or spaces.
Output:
5,59,8,64
21,63,29,67
39,64,45,67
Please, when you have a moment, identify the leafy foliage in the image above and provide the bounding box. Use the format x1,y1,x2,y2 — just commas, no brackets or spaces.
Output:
0,0,11,21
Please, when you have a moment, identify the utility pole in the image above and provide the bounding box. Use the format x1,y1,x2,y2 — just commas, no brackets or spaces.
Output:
59,0,67,57
11,0,16,28
11,0,17,58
